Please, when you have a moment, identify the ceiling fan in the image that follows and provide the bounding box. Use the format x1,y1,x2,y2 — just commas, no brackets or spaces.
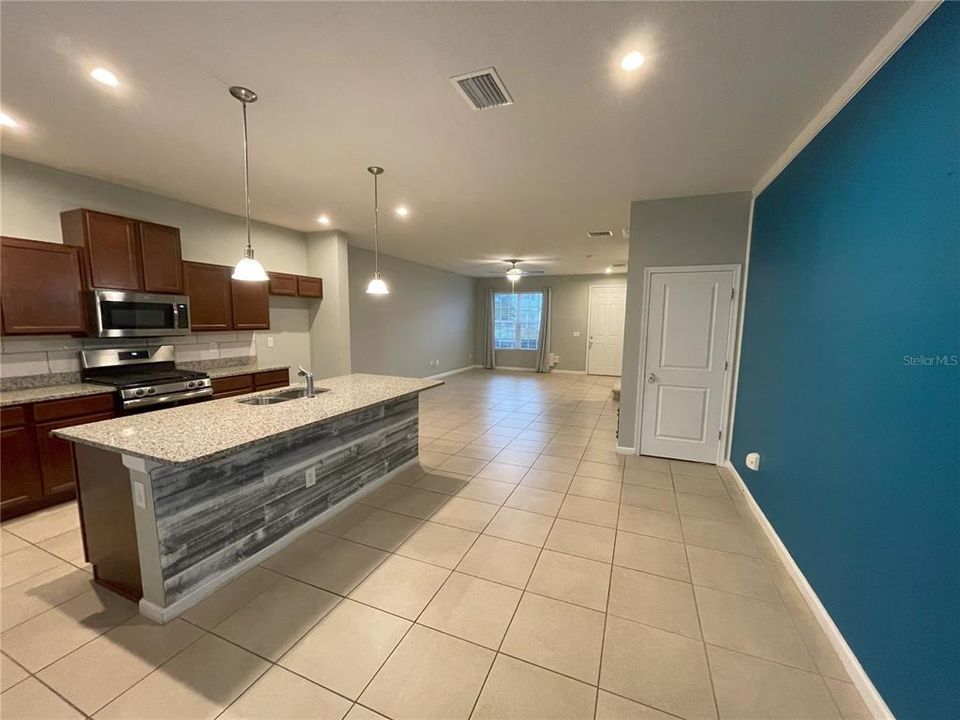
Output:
486,259,546,283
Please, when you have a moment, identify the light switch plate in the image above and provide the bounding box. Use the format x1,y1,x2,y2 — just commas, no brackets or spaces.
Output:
305,465,317,487
573,331,581,337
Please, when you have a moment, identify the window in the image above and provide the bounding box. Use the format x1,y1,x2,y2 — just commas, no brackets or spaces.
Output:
494,291,543,350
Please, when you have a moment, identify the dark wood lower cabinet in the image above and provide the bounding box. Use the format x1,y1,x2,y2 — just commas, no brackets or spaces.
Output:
0,417,43,515
36,412,116,496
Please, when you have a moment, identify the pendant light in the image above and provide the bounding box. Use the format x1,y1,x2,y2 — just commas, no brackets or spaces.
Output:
229,86,269,282
366,165,389,295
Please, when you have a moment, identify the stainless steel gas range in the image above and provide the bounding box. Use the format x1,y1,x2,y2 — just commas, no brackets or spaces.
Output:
81,345,212,413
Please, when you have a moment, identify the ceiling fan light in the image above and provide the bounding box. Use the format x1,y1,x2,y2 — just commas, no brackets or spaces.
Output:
366,272,390,295
506,267,523,280
232,247,268,281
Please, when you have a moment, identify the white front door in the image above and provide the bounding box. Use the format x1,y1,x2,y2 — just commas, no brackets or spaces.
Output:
640,268,736,463
587,285,627,376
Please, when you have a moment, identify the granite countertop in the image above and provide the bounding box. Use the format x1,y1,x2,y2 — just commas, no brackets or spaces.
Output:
53,373,442,467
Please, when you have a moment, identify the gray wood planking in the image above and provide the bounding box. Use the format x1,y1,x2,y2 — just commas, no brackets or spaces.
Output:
147,396,419,604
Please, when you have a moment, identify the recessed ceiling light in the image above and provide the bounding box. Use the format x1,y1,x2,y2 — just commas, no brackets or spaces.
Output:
620,52,645,71
605,267,613,274
395,206,409,218
90,67,120,87
317,214,331,225
0,111,21,129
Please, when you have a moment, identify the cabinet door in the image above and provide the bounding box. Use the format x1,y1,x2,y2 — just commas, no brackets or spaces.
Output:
0,425,42,513
231,278,270,330
139,222,183,293
211,374,254,398
297,276,323,298
35,412,115,497
1,237,86,335
268,273,298,296
78,211,142,290
183,262,233,331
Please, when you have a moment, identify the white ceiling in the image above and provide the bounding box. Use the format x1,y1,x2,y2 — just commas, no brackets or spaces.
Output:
1,1,909,276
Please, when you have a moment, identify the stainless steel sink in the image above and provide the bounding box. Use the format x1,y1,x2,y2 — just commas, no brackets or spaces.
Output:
236,386,329,405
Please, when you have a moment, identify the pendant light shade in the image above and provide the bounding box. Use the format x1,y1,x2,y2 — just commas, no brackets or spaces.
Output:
229,85,268,282
366,166,389,296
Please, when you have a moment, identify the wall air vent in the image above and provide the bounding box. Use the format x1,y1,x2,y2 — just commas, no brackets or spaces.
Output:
587,230,614,238
450,67,513,111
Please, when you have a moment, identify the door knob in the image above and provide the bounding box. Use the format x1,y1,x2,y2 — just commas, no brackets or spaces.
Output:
647,372,657,384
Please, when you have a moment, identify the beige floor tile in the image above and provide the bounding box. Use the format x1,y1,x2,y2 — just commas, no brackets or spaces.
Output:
1,547,67,589
344,704,390,720
430,497,499,532
473,654,596,720
94,634,269,720
438,455,488,476
213,577,339,660
35,530,87,569
180,567,282,630
532,455,579,474
695,586,815,671
507,439,548,454
673,474,728,498
580,448,625,466
382,487,451,519
521,468,573,492
617,505,682,542
388,464,428,486
219,666,351,720
0,530,30,556
545,518,615,563
505,486,565,516
620,485,677,514
419,572,521,649
396,522,478,568
558,495,619,529
455,478,516,505
0,677,84,719
575,461,622,482
670,460,720,478
825,678,872,720
494,449,540,468
2,588,137,672
680,516,761,557
458,443,501,461
349,554,450,620
686,545,781,603
427,438,469,454
676,492,740,523
414,472,470,495
360,624,493,720
608,567,700,639
3,504,80,544
614,531,689,581
37,617,203,714
568,476,621,502
527,549,610,611
600,615,716,720
1,565,94,632
280,599,410,699
501,592,604,684
261,533,387,595
317,503,378,536
456,535,540,588
622,468,674,490
338,508,423,551
484,507,554,546
541,442,585,460
625,455,671,472
707,645,840,719
1,652,28,692
595,690,677,720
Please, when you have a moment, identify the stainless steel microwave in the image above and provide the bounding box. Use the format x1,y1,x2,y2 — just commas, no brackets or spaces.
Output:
89,290,191,338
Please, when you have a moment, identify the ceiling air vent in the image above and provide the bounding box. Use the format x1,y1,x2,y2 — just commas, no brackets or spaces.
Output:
450,67,513,111
587,230,614,238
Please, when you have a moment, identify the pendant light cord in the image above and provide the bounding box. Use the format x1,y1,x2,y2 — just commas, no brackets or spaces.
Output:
373,171,380,275
241,100,252,252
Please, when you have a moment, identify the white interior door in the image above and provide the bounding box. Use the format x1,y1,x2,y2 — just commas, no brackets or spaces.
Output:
640,268,735,463
587,285,627,376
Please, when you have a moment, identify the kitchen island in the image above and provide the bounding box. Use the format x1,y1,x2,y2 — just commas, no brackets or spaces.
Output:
53,373,441,622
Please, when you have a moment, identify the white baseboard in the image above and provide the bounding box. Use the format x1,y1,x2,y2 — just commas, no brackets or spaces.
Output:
139,456,419,625
494,365,537,372
425,364,480,380
550,369,586,375
615,445,637,455
721,461,893,720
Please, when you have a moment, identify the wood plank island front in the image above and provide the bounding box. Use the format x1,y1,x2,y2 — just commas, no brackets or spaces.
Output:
54,373,442,623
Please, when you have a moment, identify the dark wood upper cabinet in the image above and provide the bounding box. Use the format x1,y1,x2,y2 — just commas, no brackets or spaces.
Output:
183,261,233,331
62,209,142,290
297,276,323,299
138,222,183,293
231,277,270,330
1,237,86,335
268,272,298,296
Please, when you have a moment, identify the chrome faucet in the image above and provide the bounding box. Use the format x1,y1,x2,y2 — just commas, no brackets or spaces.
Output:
297,366,315,398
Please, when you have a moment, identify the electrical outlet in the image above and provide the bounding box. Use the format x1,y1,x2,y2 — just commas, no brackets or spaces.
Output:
267,336,274,348
133,480,146,509
573,331,581,337
305,465,317,487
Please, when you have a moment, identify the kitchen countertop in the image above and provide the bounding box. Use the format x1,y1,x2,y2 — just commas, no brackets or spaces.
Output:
0,364,291,407
53,373,442,466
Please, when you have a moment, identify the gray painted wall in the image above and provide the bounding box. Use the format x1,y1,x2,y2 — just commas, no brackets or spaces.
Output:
619,191,752,449
474,275,628,372
348,246,475,378
306,231,352,379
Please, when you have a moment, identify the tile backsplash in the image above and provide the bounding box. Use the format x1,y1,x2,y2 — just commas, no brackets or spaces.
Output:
0,332,257,386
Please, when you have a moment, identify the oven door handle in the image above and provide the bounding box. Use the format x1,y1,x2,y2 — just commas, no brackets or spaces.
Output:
122,387,213,410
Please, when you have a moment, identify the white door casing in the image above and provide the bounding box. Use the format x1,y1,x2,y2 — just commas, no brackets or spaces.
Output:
640,267,737,463
587,284,627,376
